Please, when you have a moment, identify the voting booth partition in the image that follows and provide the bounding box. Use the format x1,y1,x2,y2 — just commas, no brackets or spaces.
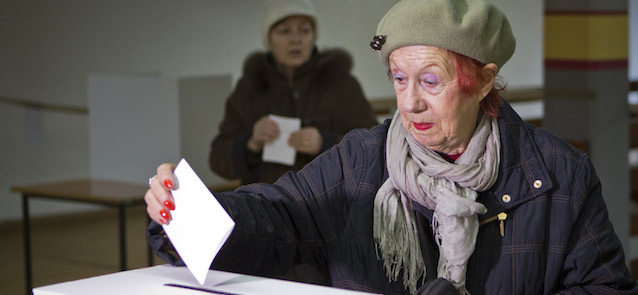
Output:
88,73,232,187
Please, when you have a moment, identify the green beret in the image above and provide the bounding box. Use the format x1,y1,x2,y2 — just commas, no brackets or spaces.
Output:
372,0,516,71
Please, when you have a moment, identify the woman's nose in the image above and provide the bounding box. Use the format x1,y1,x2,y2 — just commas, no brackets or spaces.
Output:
402,84,425,113
290,31,302,43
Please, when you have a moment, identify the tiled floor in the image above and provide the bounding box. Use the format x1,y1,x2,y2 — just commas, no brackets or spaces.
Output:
0,206,161,295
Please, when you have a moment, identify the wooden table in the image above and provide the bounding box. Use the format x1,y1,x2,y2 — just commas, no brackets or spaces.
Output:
11,178,153,295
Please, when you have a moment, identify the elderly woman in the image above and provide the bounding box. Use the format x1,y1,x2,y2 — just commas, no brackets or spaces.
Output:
146,0,637,294
208,0,378,185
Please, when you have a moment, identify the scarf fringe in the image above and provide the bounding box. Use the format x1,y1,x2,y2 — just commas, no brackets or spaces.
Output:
374,187,425,294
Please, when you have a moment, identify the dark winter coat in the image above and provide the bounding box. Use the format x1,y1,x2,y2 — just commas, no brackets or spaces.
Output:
151,99,638,294
208,48,378,185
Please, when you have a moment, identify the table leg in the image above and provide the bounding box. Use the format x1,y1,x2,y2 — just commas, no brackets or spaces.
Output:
22,194,33,295
118,206,127,271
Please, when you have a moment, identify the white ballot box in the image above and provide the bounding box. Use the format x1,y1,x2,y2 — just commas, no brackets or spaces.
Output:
33,265,380,295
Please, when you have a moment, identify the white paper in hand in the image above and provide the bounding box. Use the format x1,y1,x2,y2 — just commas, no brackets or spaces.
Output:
162,158,235,285
262,114,301,166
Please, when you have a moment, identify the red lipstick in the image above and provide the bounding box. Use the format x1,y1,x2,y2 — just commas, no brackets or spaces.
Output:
413,122,432,131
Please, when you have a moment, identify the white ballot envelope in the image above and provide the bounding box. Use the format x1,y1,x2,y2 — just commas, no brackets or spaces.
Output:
162,158,235,285
262,114,301,166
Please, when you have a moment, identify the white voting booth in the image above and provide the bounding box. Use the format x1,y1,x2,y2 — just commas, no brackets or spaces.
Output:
88,73,231,186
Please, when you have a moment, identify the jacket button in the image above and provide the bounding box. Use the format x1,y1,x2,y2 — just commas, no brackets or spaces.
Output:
533,180,543,189
502,194,511,203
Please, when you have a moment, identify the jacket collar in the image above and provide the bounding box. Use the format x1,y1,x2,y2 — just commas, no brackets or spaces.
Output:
486,99,554,211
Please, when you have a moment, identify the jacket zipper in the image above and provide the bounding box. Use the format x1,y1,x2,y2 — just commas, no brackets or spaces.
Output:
479,211,508,237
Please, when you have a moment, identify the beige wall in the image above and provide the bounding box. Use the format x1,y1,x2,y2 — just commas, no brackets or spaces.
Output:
0,0,551,222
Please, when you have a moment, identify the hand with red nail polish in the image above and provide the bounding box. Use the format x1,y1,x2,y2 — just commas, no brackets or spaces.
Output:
144,163,177,225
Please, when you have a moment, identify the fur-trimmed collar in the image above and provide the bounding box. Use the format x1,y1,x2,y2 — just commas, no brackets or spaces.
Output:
241,48,355,91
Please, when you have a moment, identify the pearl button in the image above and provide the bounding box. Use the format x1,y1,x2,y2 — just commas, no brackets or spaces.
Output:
502,194,511,203
533,180,542,189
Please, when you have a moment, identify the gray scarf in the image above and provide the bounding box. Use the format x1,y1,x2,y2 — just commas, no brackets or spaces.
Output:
373,110,500,294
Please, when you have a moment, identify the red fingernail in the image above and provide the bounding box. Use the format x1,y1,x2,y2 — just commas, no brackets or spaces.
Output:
164,179,173,189
164,200,175,210
160,209,171,220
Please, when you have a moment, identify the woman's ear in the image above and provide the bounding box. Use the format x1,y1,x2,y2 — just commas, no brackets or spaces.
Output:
479,63,498,98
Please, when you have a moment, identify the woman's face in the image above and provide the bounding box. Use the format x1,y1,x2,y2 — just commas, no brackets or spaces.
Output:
269,15,315,75
389,45,484,155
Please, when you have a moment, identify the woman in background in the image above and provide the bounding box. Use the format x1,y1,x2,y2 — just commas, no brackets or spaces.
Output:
209,0,378,185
